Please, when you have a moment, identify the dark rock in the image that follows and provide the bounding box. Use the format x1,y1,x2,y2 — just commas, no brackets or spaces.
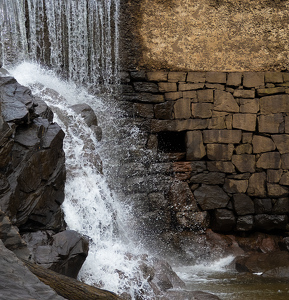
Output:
70,103,98,127
190,172,225,185
154,101,174,119
133,82,159,93
233,194,254,215
254,214,288,231
212,209,236,232
254,198,272,214
163,290,221,300
236,215,254,231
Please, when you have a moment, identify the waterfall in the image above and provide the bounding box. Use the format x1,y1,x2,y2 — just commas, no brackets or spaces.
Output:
0,0,119,88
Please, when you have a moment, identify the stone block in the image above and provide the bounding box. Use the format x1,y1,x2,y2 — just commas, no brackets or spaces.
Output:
254,214,288,231
174,98,191,119
182,91,197,99
133,82,159,93
154,101,174,119
197,89,214,102
208,117,226,129
252,135,276,153
133,103,154,118
233,89,255,98
207,144,234,161
203,129,242,143
254,199,272,214
187,72,206,83
168,72,186,82
267,184,289,197
272,198,289,214
212,209,236,232
283,73,289,82
186,131,206,160
285,116,289,133
282,154,289,169
267,169,283,183
239,99,259,114
233,194,254,215
243,72,265,88
227,72,242,86
190,172,225,185
194,184,229,210
207,161,235,173
225,114,233,129
179,83,204,91
243,132,253,143
258,114,284,133
150,119,208,132
272,135,289,154
280,172,289,185
237,215,254,231
260,94,289,114
176,211,210,231
147,71,168,81
232,154,256,173
223,179,248,194
191,103,213,118
235,144,252,155
265,72,283,83
206,72,226,84
256,152,281,169
164,91,182,100
214,90,239,113
247,172,266,197
206,83,225,90
257,87,286,97
158,82,177,92
130,70,146,80
232,114,256,131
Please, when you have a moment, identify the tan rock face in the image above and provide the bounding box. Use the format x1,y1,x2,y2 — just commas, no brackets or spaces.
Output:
120,0,289,71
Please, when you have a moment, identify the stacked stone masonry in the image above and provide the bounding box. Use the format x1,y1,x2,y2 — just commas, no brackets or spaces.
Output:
120,70,289,233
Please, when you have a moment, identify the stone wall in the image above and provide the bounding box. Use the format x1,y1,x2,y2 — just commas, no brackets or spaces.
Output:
120,70,289,233
120,0,289,72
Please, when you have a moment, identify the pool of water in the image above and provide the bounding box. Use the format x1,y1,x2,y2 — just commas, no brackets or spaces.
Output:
174,256,289,300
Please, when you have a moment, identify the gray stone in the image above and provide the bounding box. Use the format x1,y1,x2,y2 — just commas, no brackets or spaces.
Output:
223,179,248,194
247,172,267,197
272,198,289,214
190,172,225,185
232,154,255,173
212,209,236,232
256,152,281,169
194,185,229,210
233,194,254,215
237,215,254,231
203,129,242,143
232,113,256,131
133,82,159,93
130,70,146,80
133,103,154,118
252,135,276,153
243,72,264,88
176,211,210,231
214,90,239,112
207,144,234,161
254,199,272,214
149,192,168,210
272,135,289,154
258,114,284,133
186,131,206,160
191,103,213,118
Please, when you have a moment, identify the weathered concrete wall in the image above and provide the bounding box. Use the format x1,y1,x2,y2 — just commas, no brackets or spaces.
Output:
120,70,289,233
120,0,289,72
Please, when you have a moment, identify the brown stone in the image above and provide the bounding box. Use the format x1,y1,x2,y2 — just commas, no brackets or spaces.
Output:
154,102,174,119
232,154,255,173
168,72,186,82
282,153,289,169
187,72,206,83
182,91,197,99
267,169,283,183
207,161,236,173
233,194,254,215
225,114,233,129
214,90,239,112
150,119,208,132
133,103,154,118
206,83,225,90
208,117,226,129
256,152,281,169
164,91,182,100
258,113,284,133
272,135,289,154
133,82,159,93
239,99,259,114
265,72,283,83
206,72,226,84
227,73,242,86
243,132,253,143
179,83,204,91
186,131,206,160
280,172,289,185
232,113,256,131
223,179,248,194
203,129,242,143
267,184,289,197
158,82,177,92
147,71,168,81
233,89,255,98
252,135,276,153
194,185,229,210
247,172,266,197
197,89,214,102
285,116,289,133
235,144,252,155
192,103,213,118
243,72,264,88
190,172,225,185
260,94,289,114
207,144,234,161
257,87,286,96
174,98,191,119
